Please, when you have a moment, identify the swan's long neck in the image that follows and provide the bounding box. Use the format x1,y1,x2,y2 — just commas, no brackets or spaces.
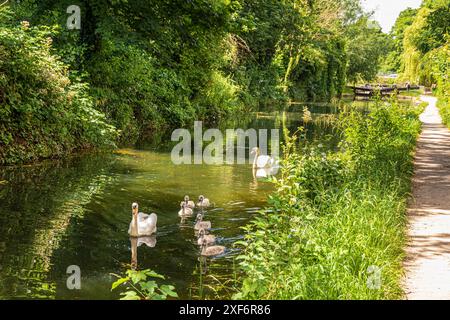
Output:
252,151,258,169
200,242,207,254
130,214,139,237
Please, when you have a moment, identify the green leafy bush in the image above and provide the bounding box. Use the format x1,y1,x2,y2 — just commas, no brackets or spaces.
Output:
0,9,116,165
341,101,422,179
111,269,178,300
235,100,423,299
432,43,450,128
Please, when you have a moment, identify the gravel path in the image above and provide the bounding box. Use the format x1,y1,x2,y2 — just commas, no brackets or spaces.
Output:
404,96,450,300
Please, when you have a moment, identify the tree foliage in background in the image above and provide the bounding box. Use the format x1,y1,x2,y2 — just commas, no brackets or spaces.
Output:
394,0,449,127
345,17,391,83
401,0,449,85
2,0,395,163
0,6,116,165
11,0,240,144
382,8,418,73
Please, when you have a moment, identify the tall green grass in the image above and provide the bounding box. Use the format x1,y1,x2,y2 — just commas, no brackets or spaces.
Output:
235,101,423,299
439,98,450,128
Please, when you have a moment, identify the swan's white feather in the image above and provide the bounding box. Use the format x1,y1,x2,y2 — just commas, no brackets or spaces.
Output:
256,155,274,168
129,212,157,236
178,207,193,217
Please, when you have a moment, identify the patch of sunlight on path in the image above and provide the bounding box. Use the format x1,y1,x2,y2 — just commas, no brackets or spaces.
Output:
404,95,450,300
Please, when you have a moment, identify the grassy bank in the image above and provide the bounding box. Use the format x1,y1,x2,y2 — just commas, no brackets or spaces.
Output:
434,44,449,128
235,101,424,299
438,97,450,128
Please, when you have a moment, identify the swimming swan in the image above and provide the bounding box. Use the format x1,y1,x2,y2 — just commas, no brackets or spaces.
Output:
178,202,194,218
200,239,225,257
128,202,157,237
251,147,275,169
194,213,211,231
197,228,216,245
196,195,211,208
180,195,195,209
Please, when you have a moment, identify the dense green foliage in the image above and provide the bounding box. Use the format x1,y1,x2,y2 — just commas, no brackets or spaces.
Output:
435,43,450,127
234,0,448,300
235,101,423,299
383,8,418,73
231,0,351,102
401,0,449,85
394,0,448,126
0,8,116,165
11,0,241,144
345,18,391,83
1,0,392,162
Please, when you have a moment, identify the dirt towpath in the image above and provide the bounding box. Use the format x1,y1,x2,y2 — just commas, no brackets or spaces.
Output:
404,96,450,300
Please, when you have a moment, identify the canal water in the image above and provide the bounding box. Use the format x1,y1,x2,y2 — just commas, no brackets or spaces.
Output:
0,100,375,299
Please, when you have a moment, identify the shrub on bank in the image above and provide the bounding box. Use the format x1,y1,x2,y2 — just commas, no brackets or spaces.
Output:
0,11,116,165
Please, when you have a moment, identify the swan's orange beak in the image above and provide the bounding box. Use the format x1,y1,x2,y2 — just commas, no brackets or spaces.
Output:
132,203,138,215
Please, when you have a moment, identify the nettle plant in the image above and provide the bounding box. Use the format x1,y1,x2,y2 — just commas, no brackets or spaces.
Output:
111,269,178,300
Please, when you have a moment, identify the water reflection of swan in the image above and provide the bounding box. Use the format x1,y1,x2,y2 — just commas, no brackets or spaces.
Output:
252,167,277,179
251,166,280,191
128,202,157,237
130,235,157,270
138,235,157,248
180,195,195,209
198,256,208,274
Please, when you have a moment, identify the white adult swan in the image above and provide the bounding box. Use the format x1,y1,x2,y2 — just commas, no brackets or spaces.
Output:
128,202,157,237
250,147,275,169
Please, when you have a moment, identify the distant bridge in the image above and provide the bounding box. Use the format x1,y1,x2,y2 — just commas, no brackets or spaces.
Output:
347,84,420,98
